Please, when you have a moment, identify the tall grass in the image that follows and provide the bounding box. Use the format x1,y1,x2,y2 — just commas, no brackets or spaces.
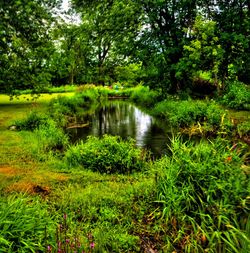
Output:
0,195,57,252
154,137,250,252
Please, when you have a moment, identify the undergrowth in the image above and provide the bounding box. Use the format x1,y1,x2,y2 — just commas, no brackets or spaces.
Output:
0,195,57,252
221,81,250,110
65,135,148,174
154,137,250,252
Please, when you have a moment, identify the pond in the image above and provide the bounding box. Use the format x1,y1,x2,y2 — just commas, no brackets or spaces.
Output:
67,100,173,157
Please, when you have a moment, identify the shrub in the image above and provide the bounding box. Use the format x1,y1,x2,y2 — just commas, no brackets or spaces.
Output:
0,195,56,252
35,119,69,152
129,85,162,108
49,95,85,116
237,121,250,138
65,135,147,174
14,111,49,131
154,137,249,252
153,99,226,128
48,89,106,124
221,81,250,110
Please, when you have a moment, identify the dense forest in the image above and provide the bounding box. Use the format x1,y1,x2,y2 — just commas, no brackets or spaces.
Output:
1,0,249,95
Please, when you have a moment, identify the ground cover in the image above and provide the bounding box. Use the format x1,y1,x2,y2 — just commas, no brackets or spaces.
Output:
0,87,249,252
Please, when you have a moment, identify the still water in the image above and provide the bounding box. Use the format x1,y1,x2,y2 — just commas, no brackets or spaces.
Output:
67,100,172,156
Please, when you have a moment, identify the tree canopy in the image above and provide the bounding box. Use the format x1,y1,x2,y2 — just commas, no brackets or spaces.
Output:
0,0,249,94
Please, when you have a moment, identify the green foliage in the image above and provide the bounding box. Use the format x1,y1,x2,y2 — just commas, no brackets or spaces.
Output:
13,110,69,156
154,137,250,252
237,121,250,138
0,195,56,252
114,63,143,87
35,119,69,153
14,111,49,131
50,171,154,252
153,99,225,128
221,81,250,110
46,85,77,93
129,85,162,107
0,0,59,94
176,16,224,91
65,135,147,174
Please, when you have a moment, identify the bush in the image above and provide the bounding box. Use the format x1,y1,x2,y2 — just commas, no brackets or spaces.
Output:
237,121,250,138
0,195,56,252
35,119,69,152
48,89,107,124
154,137,249,252
65,135,147,174
14,111,49,131
153,99,225,127
129,85,162,108
49,95,85,116
221,81,250,110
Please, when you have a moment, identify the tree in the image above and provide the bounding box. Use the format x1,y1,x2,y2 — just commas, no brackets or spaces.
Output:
176,16,224,94
71,0,142,85
0,0,61,94
134,0,198,92
49,24,92,85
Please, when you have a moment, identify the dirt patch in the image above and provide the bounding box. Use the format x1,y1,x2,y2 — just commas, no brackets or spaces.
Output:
6,181,50,196
0,166,20,176
0,165,68,196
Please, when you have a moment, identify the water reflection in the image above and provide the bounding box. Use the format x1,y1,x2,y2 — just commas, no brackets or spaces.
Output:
68,100,170,156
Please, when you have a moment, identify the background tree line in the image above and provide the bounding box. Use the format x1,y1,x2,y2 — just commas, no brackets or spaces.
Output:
0,0,249,95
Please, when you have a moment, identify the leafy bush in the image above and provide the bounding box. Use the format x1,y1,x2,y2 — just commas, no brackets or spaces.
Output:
154,137,250,252
65,135,147,174
48,89,106,124
114,63,143,87
129,85,162,107
35,119,69,152
14,111,49,131
221,81,250,110
0,195,56,252
47,85,76,93
237,121,250,137
153,99,225,127
49,95,85,116
13,111,69,155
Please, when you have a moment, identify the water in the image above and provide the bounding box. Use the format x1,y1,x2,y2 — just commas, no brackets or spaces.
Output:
67,100,172,156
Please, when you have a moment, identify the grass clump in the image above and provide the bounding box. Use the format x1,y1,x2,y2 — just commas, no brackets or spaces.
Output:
154,137,250,252
0,195,56,252
237,120,250,138
65,135,148,174
13,110,69,157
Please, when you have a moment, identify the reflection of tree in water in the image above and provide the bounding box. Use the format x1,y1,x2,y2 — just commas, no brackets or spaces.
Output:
68,101,170,156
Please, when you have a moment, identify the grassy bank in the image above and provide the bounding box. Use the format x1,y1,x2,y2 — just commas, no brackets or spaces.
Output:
0,87,249,252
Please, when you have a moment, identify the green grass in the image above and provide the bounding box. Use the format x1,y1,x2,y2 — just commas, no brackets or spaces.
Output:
0,92,75,105
0,88,249,252
154,136,250,252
